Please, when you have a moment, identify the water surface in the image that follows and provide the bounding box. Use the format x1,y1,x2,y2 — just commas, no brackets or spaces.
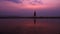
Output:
0,19,60,34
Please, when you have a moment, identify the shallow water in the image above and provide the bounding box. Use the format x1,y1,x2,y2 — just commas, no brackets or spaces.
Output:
0,19,60,34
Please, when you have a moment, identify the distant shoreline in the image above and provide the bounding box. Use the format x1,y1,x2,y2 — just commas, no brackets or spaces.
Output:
0,17,60,19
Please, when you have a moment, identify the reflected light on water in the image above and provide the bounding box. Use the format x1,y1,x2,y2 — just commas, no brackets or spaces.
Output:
0,19,60,34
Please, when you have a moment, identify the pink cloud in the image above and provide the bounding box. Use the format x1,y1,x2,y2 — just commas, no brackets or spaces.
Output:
0,0,60,11
0,0,60,17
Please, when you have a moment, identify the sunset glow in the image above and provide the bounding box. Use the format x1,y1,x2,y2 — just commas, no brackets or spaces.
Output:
0,0,60,10
0,0,60,17
17,0,60,9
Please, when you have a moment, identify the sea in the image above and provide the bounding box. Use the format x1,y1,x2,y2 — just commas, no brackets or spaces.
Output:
0,19,60,34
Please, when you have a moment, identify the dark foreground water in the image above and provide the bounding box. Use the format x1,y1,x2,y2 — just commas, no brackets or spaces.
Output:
0,19,60,34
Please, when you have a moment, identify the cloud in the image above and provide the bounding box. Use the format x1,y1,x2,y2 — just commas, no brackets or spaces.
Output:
0,1,18,11
0,0,21,3
0,0,60,17
0,0,60,10
0,0,60,12
7,0,22,3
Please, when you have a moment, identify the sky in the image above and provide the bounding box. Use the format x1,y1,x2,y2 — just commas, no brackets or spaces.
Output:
0,0,60,17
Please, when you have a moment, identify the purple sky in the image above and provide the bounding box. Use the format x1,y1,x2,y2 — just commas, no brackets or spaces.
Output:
0,0,60,17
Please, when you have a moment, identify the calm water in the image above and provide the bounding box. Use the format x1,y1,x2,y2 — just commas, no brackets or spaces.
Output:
0,19,60,34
